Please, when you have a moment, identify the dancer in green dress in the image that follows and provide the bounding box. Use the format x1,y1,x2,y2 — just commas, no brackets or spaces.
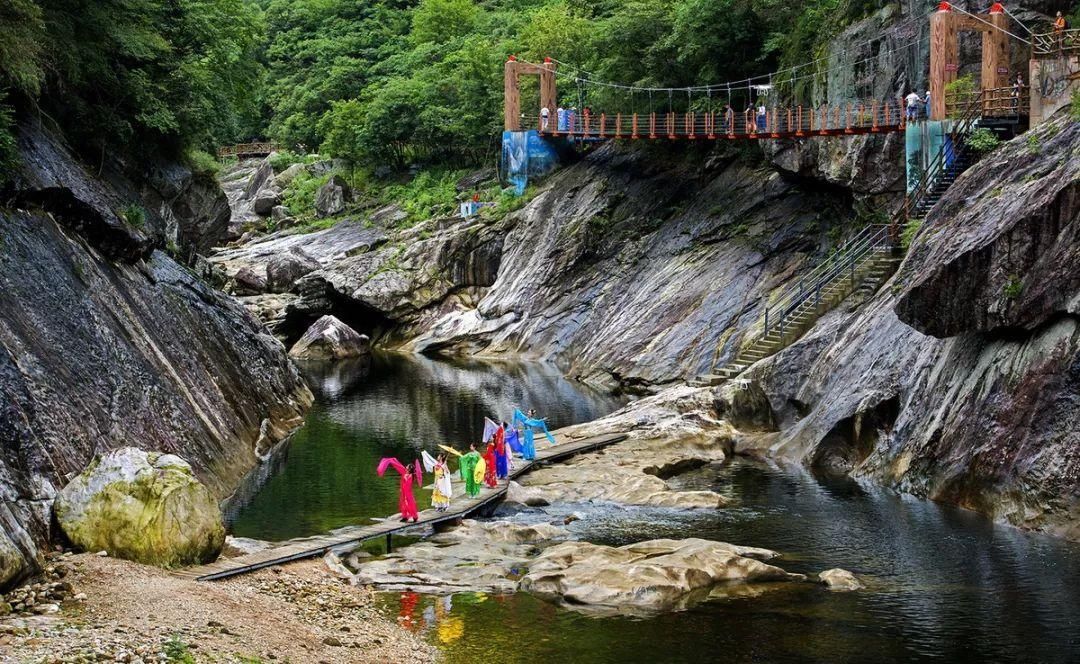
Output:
458,443,482,497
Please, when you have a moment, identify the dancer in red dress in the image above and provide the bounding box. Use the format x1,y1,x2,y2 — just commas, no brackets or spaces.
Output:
377,457,422,522
483,441,498,488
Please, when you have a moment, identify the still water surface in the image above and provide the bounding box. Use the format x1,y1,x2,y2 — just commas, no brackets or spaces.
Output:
234,353,1080,663
229,352,626,540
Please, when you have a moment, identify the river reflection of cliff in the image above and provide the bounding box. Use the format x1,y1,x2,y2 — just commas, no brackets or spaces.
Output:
311,353,626,451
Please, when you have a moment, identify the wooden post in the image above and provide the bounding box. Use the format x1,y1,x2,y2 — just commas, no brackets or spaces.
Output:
539,57,558,123
930,5,959,120
504,57,521,131
983,8,1010,92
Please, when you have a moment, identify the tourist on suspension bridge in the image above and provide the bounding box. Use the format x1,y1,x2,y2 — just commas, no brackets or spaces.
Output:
377,457,422,523
756,101,767,131
540,105,550,131
421,451,453,512
557,105,567,131
458,443,483,497
923,91,931,119
905,91,921,121
1012,75,1025,111
724,104,735,134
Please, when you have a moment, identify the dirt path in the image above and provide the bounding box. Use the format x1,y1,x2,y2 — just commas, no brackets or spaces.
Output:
2,553,438,663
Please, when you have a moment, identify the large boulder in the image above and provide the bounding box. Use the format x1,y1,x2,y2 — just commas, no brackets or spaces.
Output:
54,448,225,567
288,315,369,360
252,188,281,216
266,249,320,293
314,175,351,218
519,538,803,615
228,266,267,295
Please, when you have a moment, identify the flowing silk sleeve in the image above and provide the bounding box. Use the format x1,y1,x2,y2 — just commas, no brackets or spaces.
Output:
377,457,406,477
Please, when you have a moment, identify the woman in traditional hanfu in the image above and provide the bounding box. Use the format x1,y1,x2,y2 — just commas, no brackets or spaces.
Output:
458,444,483,497
483,441,498,488
493,424,509,479
513,408,557,461
377,457,422,522
421,451,453,512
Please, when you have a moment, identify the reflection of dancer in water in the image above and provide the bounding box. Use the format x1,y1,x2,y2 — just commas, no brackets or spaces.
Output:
377,457,422,522
399,591,421,631
421,451,453,512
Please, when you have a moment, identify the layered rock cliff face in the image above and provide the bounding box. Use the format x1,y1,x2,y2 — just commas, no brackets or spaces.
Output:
214,139,903,390
0,124,312,587
750,112,1080,539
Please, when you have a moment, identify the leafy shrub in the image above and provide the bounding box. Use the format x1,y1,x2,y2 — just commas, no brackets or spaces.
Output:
1026,134,1041,155
184,149,220,177
1071,88,1080,122
270,150,305,172
377,169,468,225
966,128,1000,155
1003,274,1023,299
900,218,923,249
121,203,146,229
281,171,330,220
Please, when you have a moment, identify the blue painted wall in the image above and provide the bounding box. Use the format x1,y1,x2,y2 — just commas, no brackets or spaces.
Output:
501,130,563,194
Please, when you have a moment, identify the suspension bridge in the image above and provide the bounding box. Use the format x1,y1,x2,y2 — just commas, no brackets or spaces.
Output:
500,1,1080,386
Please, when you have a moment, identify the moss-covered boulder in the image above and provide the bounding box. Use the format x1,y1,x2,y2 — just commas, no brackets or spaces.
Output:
55,448,224,567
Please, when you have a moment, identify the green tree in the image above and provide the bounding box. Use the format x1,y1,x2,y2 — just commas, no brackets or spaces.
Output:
410,0,479,46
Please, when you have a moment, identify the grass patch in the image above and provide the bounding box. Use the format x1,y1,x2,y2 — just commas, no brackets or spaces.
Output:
163,634,196,664
121,203,146,229
1071,88,1080,122
1003,273,1023,299
269,150,321,172
1026,134,1041,155
184,149,220,177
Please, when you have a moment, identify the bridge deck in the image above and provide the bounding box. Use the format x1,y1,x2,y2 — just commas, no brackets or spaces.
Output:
174,431,628,581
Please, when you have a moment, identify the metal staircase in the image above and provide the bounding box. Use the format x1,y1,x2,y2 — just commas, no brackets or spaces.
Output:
691,92,1011,388
695,224,899,386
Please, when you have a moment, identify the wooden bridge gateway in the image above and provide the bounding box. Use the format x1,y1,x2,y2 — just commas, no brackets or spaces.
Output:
175,431,627,582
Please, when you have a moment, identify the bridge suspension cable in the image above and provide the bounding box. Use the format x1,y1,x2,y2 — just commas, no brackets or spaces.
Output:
541,6,936,96
948,2,1032,44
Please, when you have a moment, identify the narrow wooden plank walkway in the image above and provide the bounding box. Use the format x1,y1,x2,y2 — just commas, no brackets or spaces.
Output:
175,431,627,581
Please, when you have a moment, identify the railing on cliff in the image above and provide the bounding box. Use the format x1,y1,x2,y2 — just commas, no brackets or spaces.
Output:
763,224,894,341
1033,29,1080,55
944,85,1029,119
217,142,281,160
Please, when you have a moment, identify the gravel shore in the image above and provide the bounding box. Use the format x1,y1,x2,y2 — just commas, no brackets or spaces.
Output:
1,552,438,663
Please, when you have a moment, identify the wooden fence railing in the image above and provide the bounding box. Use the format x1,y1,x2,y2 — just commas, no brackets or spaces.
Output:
216,142,281,160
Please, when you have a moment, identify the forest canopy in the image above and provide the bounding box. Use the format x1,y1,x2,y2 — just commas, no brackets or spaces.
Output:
0,0,902,170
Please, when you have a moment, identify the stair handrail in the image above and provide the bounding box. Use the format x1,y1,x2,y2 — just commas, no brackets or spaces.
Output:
763,223,891,336
901,90,985,223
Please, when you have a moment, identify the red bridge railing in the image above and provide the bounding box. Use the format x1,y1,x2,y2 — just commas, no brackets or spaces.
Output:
528,98,906,141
